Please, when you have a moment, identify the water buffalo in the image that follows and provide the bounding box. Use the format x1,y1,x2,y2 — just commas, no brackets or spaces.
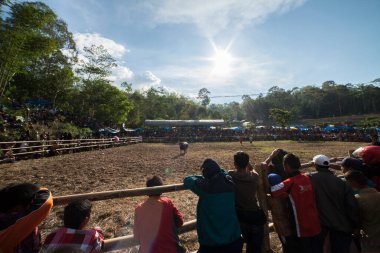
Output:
179,142,189,154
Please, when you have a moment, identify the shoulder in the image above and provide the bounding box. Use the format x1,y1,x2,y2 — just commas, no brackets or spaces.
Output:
160,197,173,205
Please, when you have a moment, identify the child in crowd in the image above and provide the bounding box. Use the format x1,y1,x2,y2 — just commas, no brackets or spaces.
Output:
41,199,103,253
0,183,53,253
134,176,185,253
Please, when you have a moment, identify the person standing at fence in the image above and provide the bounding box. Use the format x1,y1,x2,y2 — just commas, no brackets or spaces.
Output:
269,152,323,253
0,183,53,253
345,170,380,253
41,199,104,253
228,151,266,253
134,176,185,253
309,155,359,253
184,159,243,253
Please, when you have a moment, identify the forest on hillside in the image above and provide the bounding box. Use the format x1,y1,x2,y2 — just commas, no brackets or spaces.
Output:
1,1,380,130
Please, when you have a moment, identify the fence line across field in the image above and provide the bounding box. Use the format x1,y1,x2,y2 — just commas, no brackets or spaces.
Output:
0,137,143,159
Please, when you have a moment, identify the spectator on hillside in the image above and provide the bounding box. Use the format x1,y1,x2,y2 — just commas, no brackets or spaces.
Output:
345,170,380,253
184,159,243,253
0,183,53,253
228,151,266,253
41,199,103,253
134,176,185,253
309,155,359,253
268,152,322,253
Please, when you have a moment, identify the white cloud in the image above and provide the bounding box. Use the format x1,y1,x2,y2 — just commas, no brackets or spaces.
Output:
151,0,306,36
109,66,134,84
132,71,162,87
74,33,129,59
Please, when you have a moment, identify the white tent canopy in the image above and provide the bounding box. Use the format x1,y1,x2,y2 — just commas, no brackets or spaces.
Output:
145,119,225,127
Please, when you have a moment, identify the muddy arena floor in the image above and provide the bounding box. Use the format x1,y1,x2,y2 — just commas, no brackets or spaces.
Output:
0,141,367,252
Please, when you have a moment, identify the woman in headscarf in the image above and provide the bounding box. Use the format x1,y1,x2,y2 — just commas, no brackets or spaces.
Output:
184,159,243,253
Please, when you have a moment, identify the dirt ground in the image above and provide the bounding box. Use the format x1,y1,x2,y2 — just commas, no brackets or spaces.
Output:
0,141,367,252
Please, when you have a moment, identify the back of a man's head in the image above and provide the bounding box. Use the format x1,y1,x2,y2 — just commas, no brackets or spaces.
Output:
283,153,301,171
0,183,39,213
146,176,163,197
64,199,92,229
344,170,367,187
234,151,249,170
146,176,163,187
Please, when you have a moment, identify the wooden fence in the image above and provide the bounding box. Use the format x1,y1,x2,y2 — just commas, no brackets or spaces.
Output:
0,137,142,162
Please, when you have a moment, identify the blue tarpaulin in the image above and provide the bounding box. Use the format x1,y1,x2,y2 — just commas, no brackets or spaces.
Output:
26,100,51,105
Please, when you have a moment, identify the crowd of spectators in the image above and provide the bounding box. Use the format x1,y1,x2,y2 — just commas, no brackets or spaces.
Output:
141,126,379,143
1,142,379,253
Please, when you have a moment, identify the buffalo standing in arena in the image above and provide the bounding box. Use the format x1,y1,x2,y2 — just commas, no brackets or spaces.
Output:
179,142,189,155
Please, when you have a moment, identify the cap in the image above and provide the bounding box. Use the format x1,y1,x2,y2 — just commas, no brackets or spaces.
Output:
268,173,282,186
313,155,330,167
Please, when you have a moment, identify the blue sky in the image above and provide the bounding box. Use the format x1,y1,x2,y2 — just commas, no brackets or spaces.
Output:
43,0,380,103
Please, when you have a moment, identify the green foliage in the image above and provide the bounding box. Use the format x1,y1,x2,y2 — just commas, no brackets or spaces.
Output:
0,1,75,96
269,108,291,127
197,88,211,107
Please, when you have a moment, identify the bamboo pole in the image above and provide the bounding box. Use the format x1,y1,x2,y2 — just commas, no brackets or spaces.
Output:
53,184,187,206
102,219,197,252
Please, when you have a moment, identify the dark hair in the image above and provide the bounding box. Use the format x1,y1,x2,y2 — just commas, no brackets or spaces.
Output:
234,151,249,170
344,170,368,186
0,183,39,212
283,153,301,171
272,149,288,168
146,176,163,197
64,199,92,229
146,176,163,187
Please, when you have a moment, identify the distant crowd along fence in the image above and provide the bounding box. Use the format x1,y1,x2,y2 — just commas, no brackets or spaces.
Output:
51,161,331,253
0,137,142,161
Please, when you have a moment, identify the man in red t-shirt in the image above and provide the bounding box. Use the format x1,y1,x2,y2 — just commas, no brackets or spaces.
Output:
134,176,185,253
268,152,322,253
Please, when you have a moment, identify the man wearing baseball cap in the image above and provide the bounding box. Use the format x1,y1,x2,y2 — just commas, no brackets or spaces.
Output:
309,154,360,253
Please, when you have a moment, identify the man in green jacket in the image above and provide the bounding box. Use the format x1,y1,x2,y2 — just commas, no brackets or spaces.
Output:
184,158,242,253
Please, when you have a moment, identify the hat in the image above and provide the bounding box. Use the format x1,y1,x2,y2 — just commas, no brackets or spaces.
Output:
313,155,330,167
268,173,282,186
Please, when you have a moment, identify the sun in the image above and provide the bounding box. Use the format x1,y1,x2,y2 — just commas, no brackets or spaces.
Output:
211,48,233,76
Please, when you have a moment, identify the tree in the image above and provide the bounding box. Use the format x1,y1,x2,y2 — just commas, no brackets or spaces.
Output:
269,108,291,127
77,45,116,82
0,2,75,96
10,50,76,107
198,88,211,107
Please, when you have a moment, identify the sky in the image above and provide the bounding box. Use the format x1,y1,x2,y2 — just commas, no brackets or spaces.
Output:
43,0,380,104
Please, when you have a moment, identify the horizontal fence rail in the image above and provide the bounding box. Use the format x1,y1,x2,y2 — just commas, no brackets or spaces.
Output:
52,159,343,206
53,184,187,206
0,137,142,162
